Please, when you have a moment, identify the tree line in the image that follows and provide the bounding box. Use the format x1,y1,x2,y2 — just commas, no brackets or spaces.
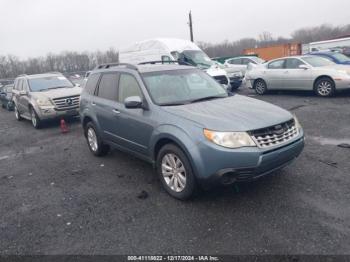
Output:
0,48,119,79
1,24,350,79
198,24,350,58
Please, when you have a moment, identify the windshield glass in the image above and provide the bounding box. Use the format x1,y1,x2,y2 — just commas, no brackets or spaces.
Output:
181,50,214,69
142,69,228,105
331,53,350,63
302,56,335,67
28,75,74,92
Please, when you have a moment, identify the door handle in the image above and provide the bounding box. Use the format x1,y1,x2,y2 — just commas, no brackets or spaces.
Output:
112,109,120,114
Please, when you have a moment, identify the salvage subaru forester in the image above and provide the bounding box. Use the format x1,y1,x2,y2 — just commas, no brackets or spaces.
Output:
80,62,304,200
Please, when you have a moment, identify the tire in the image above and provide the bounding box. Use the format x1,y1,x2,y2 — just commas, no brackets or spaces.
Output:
14,104,23,121
84,122,110,157
254,79,268,95
156,144,197,200
314,77,335,97
30,107,42,129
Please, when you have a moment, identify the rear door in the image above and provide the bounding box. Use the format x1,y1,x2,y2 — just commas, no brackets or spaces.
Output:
20,80,30,112
264,59,286,89
283,58,313,90
93,72,121,143
13,79,24,112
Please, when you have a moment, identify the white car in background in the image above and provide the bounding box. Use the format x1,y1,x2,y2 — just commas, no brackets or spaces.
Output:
245,55,350,97
224,56,265,75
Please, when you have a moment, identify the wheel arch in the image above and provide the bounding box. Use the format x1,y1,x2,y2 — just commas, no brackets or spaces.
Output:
313,75,335,89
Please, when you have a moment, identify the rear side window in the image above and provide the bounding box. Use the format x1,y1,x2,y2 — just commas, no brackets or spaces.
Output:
268,60,285,69
85,73,100,95
97,73,118,101
118,74,142,103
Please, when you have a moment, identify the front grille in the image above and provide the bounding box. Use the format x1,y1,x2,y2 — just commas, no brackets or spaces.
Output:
213,75,228,85
249,119,298,149
52,95,80,111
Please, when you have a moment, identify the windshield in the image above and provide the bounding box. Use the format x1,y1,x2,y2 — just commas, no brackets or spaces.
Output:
331,53,350,63
302,56,335,67
28,75,74,92
142,69,228,105
181,50,214,69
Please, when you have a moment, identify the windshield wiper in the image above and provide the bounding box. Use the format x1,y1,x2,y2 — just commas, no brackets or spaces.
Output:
38,86,71,91
159,102,188,106
190,95,226,103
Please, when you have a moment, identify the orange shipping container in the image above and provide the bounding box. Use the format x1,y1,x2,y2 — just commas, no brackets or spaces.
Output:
244,43,301,61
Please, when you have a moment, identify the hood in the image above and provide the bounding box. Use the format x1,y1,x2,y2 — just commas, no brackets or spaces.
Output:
32,86,82,99
162,95,292,131
319,64,350,73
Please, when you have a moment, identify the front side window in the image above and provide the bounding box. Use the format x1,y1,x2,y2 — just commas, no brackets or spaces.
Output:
142,69,227,105
97,73,118,100
268,59,285,69
118,74,143,103
285,58,305,69
28,75,73,92
241,58,254,65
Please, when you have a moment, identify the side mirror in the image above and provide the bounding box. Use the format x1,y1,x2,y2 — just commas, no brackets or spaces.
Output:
299,64,310,70
124,96,143,109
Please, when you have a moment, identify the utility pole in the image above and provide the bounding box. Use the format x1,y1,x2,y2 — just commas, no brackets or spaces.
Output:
188,11,194,42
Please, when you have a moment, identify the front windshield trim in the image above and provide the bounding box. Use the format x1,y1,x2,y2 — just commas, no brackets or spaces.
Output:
141,68,228,106
28,76,74,92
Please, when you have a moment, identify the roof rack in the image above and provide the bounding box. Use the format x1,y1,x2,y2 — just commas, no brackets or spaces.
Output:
138,60,179,65
95,63,138,71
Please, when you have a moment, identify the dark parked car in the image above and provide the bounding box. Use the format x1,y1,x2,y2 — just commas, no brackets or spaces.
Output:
0,84,14,111
80,63,304,200
308,51,350,65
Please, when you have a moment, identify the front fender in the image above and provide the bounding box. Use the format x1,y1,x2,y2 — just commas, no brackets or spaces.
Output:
150,124,205,178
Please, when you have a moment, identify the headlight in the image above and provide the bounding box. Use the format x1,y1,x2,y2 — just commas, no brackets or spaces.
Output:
36,98,53,106
293,115,302,131
337,70,348,75
203,129,256,149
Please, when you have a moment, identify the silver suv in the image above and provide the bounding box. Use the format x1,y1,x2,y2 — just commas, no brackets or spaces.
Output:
13,72,82,128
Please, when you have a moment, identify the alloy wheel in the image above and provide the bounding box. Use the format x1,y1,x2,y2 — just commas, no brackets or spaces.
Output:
87,127,98,152
255,80,266,94
14,106,19,120
317,81,332,96
31,109,37,127
161,153,187,192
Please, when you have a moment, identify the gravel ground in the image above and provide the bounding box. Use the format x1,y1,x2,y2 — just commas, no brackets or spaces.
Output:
0,87,350,255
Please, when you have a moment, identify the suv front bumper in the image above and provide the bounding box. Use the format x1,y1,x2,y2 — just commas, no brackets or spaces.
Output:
37,106,80,120
194,135,304,188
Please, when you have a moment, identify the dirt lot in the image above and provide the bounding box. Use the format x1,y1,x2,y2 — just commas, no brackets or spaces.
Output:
0,88,350,255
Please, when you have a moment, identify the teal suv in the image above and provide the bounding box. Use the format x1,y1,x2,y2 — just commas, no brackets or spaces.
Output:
80,62,304,200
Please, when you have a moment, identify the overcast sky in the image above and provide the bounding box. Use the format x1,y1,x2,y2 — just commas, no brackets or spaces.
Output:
1,0,349,58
